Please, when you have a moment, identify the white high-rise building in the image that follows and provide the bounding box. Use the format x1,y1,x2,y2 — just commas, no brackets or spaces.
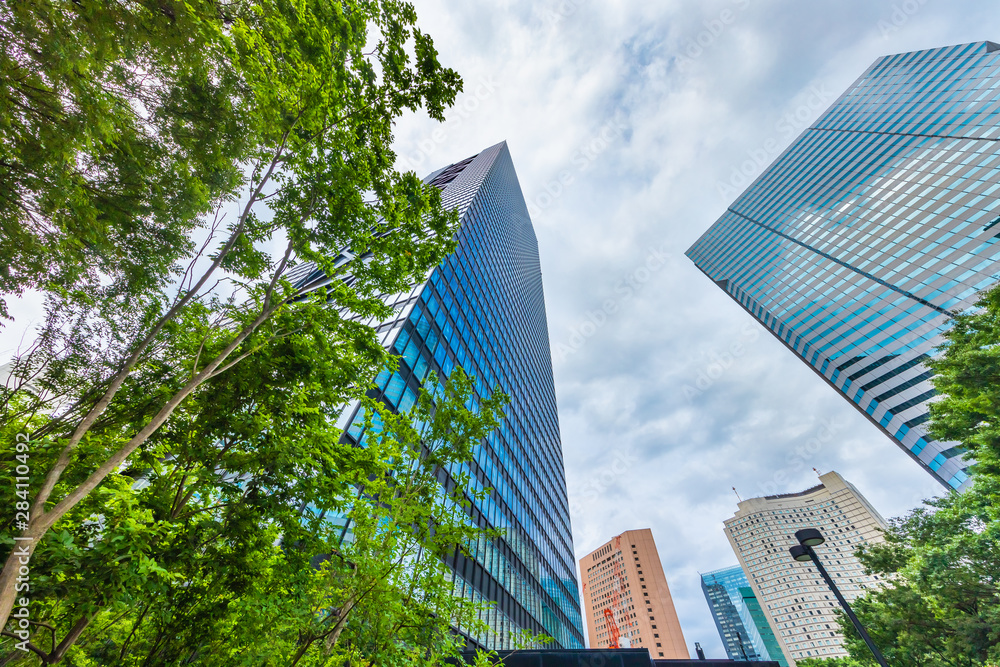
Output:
724,471,887,665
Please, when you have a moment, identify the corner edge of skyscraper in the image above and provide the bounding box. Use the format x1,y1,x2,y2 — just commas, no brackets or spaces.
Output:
685,41,1000,492
334,141,587,649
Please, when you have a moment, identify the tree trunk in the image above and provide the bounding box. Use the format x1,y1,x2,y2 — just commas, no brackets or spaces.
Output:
0,301,281,630
47,615,91,664
0,535,39,640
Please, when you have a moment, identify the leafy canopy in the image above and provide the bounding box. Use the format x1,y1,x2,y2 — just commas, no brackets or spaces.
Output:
826,284,1000,667
0,0,476,658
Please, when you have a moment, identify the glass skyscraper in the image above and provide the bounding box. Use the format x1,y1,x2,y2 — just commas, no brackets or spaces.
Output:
294,142,585,648
740,586,786,666
687,42,1000,490
701,566,784,664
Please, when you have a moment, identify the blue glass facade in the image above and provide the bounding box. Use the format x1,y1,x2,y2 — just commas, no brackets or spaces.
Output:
687,42,1000,490
701,566,783,663
302,142,584,648
739,587,788,667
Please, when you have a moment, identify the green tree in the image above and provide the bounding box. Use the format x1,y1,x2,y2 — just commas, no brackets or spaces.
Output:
196,370,514,666
798,657,865,667
1,302,388,662
0,0,253,319
927,283,1000,478
1,367,525,665
0,0,462,638
834,481,1000,667
823,284,1000,667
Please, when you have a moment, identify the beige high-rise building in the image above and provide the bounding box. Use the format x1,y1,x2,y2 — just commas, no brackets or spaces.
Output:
578,529,688,659
725,471,888,666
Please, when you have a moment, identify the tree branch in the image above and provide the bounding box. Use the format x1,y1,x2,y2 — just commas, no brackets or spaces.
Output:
0,632,49,661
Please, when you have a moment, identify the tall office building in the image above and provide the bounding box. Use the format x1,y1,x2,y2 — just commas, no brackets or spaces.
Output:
293,142,585,648
701,566,786,664
725,471,888,665
740,585,788,666
579,529,688,658
686,42,1000,491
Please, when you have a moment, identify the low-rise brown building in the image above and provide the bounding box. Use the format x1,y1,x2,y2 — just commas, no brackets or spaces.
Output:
579,529,688,659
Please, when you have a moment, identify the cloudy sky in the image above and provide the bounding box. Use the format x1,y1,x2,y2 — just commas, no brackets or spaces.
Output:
2,0,998,658
390,0,1000,656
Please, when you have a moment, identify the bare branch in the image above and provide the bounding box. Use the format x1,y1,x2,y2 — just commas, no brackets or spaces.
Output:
207,326,304,380
262,237,296,312
174,207,228,308
0,632,49,661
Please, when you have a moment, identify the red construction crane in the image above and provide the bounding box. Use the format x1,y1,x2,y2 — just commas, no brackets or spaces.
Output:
603,607,621,648
608,536,633,647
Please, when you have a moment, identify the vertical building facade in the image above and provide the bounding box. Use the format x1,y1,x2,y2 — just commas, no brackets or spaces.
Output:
701,566,786,664
686,42,1000,491
294,142,585,648
579,529,688,658
725,472,888,665
740,586,788,666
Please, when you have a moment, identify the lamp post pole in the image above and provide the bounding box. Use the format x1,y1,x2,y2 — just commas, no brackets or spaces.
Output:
803,544,889,667
789,529,890,667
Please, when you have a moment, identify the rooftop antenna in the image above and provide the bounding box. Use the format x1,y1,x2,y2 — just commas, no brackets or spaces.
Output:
813,467,821,476
733,487,742,502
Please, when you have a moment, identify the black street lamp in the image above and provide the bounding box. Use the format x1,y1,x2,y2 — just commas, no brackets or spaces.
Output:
789,528,890,667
